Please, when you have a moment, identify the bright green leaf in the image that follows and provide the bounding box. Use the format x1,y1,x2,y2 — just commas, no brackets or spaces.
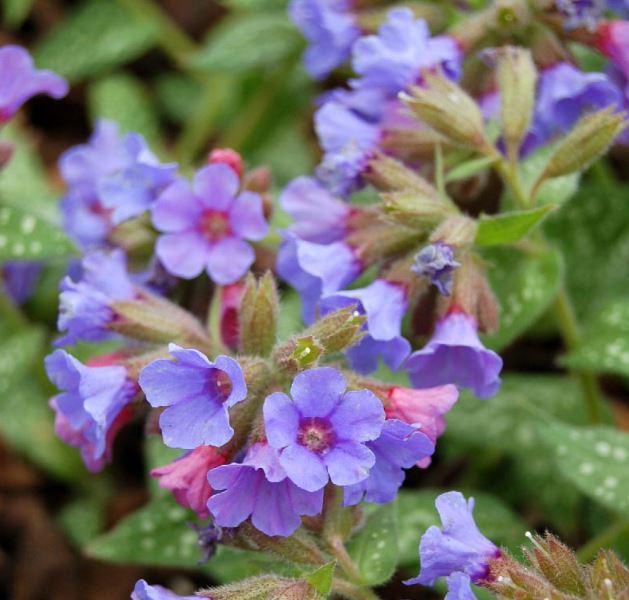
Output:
562,299,629,377
0,204,75,260
193,12,302,73
88,73,162,151
58,495,106,547
0,124,59,222
538,422,629,516
396,489,527,568
33,0,157,82
482,247,562,350
476,204,557,247
305,561,336,596
347,503,398,586
446,155,498,183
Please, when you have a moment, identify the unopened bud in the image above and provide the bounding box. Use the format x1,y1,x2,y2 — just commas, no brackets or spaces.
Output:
365,152,438,194
208,148,244,178
348,220,419,264
403,72,489,150
238,272,279,357
110,291,211,350
304,306,366,354
201,575,322,600
273,335,325,375
494,46,538,153
243,166,272,194
382,189,454,230
538,108,626,180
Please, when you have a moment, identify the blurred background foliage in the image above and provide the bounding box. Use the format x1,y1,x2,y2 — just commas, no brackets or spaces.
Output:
0,1,628,599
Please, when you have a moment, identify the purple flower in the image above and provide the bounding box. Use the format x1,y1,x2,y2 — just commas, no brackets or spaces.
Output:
2,261,41,304
0,45,68,123
535,62,621,136
446,573,478,600
263,367,384,492
139,344,247,449
289,0,360,80
276,232,361,323
131,580,197,600
405,491,500,586
413,243,461,297
152,164,268,285
406,310,502,399
59,121,176,248
45,350,136,472
207,442,324,537
351,8,461,96
344,419,434,506
314,99,381,197
319,279,411,374
556,0,605,30
57,249,135,346
280,176,351,243
608,0,629,16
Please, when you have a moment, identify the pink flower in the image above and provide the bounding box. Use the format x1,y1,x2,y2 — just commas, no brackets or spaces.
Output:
151,446,227,519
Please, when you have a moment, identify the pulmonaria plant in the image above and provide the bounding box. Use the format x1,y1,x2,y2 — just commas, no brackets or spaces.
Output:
23,0,629,596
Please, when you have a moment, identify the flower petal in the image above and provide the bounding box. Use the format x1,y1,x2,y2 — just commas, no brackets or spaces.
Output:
279,443,328,492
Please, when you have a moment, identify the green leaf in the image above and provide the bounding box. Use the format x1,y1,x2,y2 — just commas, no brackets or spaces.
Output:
396,489,527,568
86,495,299,581
144,434,180,497
219,0,289,9
0,379,83,481
88,73,162,151
545,181,629,317
0,204,75,260
193,12,302,73
482,247,562,350
562,299,629,377
0,124,59,222
538,422,629,516
57,495,106,547
347,503,398,586
476,205,557,247
3,0,35,28
155,73,201,124
446,155,498,183
305,561,336,597
33,0,157,82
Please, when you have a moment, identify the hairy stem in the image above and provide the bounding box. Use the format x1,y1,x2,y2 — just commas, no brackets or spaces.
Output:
333,579,381,600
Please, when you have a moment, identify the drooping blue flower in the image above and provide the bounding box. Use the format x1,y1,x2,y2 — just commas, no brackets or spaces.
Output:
343,419,434,506
289,0,360,80
406,310,502,399
0,45,67,123
59,120,176,248
263,367,384,492
319,279,411,374
608,0,629,16
412,242,461,296
139,344,247,449
314,99,381,197
45,350,136,472
280,176,351,244
152,163,268,285
131,580,197,600
276,231,362,323
207,442,324,537
57,249,135,346
351,7,461,96
405,491,500,587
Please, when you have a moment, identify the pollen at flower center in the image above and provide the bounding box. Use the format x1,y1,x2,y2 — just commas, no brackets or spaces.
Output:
298,417,336,453
200,210,231,241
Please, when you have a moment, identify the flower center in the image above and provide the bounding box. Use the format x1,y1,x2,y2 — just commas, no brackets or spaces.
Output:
207,368,233,403
200,210,231,241
298,417,335,453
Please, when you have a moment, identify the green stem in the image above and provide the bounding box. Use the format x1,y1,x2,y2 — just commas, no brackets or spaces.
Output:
332,579,381,600
577,519,629,562
117,0,198,67
492,154,605,424
553,288,603,424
